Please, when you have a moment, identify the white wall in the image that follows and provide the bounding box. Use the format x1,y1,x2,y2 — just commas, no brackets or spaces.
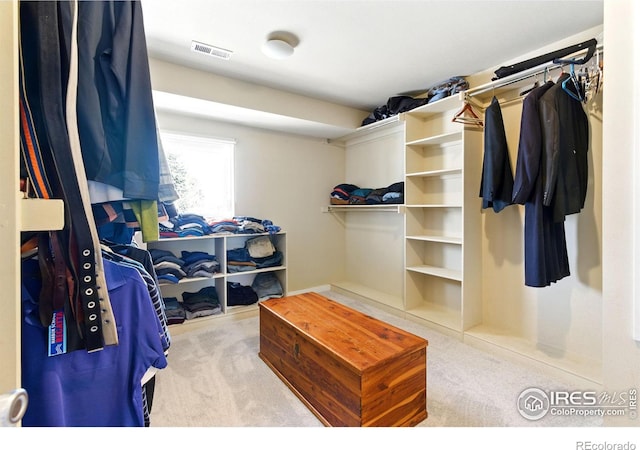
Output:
342,124,406,302
602,0,640,425
155,111,347,292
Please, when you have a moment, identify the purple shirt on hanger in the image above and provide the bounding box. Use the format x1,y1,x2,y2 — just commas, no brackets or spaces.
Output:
21,257,168,427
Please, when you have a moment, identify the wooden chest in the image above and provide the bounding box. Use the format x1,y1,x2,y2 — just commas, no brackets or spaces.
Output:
258,292,428,427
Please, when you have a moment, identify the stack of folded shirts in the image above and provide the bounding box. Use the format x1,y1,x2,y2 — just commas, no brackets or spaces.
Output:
226,282,259,306
181,286,221,319
366,181,404,204
162,297,186,325
349,188,373,204
181,250,219,278
330,183,359,204
227,235,283,273
149,248,186,284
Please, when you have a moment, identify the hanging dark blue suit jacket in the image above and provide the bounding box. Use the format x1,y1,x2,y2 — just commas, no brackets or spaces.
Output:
480,96,514,213
512,81,570,287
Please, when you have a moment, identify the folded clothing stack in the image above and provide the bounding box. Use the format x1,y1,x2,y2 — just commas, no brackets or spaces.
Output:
330,181,404,205
180,250,220,278
226,282,259,306
227,235,283,273
149,248,186,284
251,272,284,301
330,183,359,204
149,248,219,283
163,297,186,325
181,286,221,319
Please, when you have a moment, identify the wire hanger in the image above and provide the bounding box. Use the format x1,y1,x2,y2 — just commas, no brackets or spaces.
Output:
562,62,586,102
519,73,540,97
452,96,483,128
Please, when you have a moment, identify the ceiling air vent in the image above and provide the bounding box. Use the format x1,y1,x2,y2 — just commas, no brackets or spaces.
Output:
190,40,233,60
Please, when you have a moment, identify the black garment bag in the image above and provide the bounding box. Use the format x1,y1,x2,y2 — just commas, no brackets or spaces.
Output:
492,38,597,80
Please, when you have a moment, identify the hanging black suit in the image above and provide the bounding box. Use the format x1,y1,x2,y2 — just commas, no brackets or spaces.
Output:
480,96,514,213
539,73,590,223
512,81,570,287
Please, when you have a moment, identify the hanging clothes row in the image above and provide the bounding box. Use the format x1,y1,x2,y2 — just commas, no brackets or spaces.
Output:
19,0,117,352
18,0,174,426
478,56,601,287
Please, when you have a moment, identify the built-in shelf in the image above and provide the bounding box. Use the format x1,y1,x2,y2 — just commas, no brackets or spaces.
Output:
464,324,602,385
406,130,463,147
227,266,287,277
406,264,462,281
20,195,65,232
406,168,462,178
405,204,462,209
330,281,404,312
403,95,461,119
158,274,225,286
325,204,404,213
329,114,401,145
406,235,462,245
157,264,288,287
405,303,462,332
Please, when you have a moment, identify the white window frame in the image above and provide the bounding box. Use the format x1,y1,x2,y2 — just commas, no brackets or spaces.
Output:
160,130,235,220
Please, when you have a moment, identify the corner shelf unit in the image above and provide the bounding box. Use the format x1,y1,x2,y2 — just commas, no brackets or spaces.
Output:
146,232,287,329
403,95,483,336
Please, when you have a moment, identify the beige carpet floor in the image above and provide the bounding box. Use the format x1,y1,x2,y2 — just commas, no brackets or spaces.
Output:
149,289,603,428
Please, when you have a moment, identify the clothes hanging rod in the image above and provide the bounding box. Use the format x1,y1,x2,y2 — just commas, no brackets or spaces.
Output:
462,43,604,99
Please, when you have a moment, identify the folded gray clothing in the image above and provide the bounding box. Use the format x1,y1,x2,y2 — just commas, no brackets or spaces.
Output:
182,300,217,311
185,306,221,320
245,235,275,258
240,221,265,233
154,260,184,271
181,286,221,319
189,269,215,278
251,272,283,300
185,260,220,277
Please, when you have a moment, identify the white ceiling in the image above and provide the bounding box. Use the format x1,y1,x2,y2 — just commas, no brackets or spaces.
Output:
141,0,603,115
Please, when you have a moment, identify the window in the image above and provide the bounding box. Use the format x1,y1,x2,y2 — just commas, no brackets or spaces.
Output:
160,131,235,220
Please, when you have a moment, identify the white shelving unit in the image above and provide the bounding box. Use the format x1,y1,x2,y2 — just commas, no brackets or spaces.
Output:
403,95,483,336
329,92,602,384
146,232,287,330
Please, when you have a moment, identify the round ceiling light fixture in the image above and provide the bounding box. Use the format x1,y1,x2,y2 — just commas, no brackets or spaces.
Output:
262,31,299,60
